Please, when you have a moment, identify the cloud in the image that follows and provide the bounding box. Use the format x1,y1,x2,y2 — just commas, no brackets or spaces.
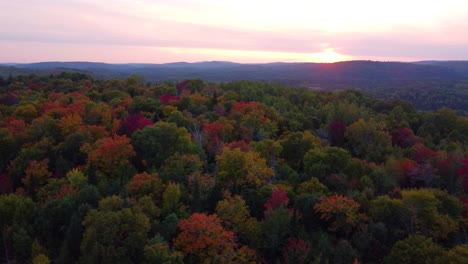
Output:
1,0,468,62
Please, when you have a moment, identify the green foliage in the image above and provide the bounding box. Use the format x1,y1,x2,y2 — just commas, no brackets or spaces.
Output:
80,196,150,263
346,118,393,163
385,235,445,264
132,122,197,170
304,147,351,181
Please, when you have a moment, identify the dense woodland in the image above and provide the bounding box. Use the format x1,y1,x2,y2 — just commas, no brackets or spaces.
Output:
1,73,468,263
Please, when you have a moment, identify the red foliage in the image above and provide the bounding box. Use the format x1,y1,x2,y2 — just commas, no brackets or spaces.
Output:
281,238,311,264
118,113,152,136
397,158,417,173
265,188,289,212
176,80,190,94
0,173,11,194
230,101,267,121
2,117,27,137
397,157,436,188
159,94,181,104
203,122,226,154
229,101,271,139
328,120,346,147
41,101,68,118
412,144,437,163
126,172,162,198
225,139,251,152
392,127,419,148
87,135,136,174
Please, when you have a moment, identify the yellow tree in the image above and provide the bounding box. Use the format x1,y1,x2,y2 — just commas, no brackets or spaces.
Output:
216,148,274,192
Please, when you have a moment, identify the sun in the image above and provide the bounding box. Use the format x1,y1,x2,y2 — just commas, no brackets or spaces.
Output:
308,48,350,63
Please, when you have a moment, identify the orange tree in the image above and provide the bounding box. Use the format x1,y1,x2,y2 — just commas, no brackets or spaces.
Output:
173,213,237,263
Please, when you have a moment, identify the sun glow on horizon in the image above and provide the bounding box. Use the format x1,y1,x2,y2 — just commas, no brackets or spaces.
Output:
306,48,351,63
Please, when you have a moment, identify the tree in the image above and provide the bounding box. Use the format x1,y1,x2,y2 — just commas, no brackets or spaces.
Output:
229,101,278,140
328,120,346,147
132,122,197,170
345,119,392,163
159,153,204,184
215,193,262,248
80,196,150,263
314,194,367,235
435,244,468,264
279,131,320,171
173,213,237,263
59,113,83,136
161,183,182,217
370,189,461,240
144,236,184,264
385,235,445,264
281,238,311,264
84,134,136,177
126,172,164,200
0,194,36,263
117,113,152,136
22,159,52,196
303,147,351,182
216,148,274,192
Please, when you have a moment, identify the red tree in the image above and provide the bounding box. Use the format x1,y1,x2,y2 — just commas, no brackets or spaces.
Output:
265,188,289,212
159,94,181,104
118,113,152,136
281,238,311,264
328,120,346,147
392,127,419,148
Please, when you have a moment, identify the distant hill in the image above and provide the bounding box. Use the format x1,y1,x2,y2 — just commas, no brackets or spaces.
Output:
1,60,467,82
2,60,468,113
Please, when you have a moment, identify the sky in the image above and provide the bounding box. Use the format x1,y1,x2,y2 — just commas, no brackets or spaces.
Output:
1,0,468,63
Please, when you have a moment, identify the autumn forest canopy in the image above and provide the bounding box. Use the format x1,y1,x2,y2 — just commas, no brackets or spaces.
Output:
1,73,468,263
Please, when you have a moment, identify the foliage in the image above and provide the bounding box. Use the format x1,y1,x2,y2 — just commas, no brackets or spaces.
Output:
1,75,468,263
314,194,367,234
173,213,237,263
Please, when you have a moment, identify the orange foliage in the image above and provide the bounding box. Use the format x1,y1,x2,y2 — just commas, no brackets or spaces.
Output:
2,117,28,137
59,113,83,135
22,159,52,194
126,172,163,199
173,213,236,261
314,194,367,233
86,135,136,175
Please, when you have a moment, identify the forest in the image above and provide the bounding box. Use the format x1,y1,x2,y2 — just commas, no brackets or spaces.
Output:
1,72,468,263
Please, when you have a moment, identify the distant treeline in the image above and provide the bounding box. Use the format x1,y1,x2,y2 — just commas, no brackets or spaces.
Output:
1,73,468,263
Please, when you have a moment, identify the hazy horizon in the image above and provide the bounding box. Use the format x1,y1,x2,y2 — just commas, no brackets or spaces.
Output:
2,0,468,64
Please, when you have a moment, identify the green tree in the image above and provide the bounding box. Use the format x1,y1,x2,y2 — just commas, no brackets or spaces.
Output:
80,196,150,263
303,147,351,181
385,235,445,264
279,131,320,171
346,118,392,163
215,193,262,248
132,122,197,170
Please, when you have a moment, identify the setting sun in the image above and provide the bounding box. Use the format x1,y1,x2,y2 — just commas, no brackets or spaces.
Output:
308,48,351,63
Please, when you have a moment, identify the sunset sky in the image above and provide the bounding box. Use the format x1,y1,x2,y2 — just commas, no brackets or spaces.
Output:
1,0,468,63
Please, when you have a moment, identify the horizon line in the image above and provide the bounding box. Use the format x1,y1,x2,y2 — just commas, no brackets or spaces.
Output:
2,59,468,65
